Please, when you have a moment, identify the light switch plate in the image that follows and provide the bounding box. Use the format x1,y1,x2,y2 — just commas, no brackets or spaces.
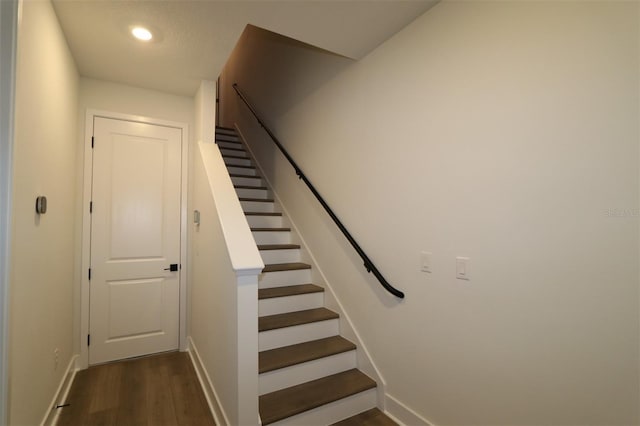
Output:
456,257,470,280
421,251,432,273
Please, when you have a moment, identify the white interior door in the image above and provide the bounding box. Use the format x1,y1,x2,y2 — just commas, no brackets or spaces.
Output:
89,117,182,365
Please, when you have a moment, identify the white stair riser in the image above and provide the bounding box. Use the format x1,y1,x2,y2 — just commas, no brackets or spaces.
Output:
220,149,248,158
231,176,262,186
241,200,274,212
225,157,252,167
259,319,339,351
235,187,268,199
246,215,282,228
252,230,291,245
260,248,300,264
259,292,323,316
259,269,311,288
269,388,377,426
259,350,356,395
227,166,257,176
217,141,242,149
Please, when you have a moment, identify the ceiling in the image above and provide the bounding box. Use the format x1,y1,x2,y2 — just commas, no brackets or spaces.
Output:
51,0,438,96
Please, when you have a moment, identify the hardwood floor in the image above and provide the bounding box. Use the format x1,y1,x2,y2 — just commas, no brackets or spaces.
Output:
57,351,215,426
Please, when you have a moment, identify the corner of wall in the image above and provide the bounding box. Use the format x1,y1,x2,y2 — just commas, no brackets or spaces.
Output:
0,0,19,423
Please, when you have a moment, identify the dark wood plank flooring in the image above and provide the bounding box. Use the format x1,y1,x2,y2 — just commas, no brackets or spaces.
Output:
57,351,215,426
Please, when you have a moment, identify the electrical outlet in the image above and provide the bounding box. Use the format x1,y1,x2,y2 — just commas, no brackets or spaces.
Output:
54,348,59,371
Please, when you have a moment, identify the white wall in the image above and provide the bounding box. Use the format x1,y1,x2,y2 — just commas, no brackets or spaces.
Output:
0,0,18,423
191,147,240,425
221,2,640,425
9,0,79,424
191,141,262,425
74,77,195,355
195,80,216,144
78,77,195,126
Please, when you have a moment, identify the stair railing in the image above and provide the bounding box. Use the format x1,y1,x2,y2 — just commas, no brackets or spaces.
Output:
232,83,405,299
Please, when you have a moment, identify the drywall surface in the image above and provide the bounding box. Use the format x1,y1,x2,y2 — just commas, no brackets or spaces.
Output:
9,0,79,424
0,0,18,423
191,148,239,425
220,2,640,424
191,142,261,425
195,80,216,145
78,77,194,125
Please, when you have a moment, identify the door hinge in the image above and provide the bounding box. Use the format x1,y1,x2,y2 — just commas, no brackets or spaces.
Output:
87,334,90,346
88,268,91,280
89,201,93,213
91,136,94,148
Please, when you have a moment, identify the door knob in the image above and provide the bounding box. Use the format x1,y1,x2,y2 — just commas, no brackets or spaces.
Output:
164,264,179,272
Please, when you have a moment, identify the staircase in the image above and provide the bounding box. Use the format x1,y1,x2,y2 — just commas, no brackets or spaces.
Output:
215,126,397,426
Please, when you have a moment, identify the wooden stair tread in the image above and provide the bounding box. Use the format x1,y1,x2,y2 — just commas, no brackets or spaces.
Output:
258,283,323,300
332,408,398,426
259,335,354,373
245,212,282,216
259,369,376,425
216,139,241,144
263,262,309,272
216,126,235,132
229,173,260,179
252,227,290,233
258,244,300,250
239,197,274,203
235,185,267,190
229,172,258,178
222,154,248,160
220,146,245,152
259,308,338,332
226,164,254,169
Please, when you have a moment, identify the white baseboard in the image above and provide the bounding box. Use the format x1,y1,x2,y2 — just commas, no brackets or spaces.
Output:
41,354,78,426
385,393,435,426
187,337,228,426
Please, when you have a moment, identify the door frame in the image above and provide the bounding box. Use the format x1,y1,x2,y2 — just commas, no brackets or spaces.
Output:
79,109,189,369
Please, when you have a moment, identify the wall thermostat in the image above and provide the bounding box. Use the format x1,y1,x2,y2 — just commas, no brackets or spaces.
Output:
35,196,47,214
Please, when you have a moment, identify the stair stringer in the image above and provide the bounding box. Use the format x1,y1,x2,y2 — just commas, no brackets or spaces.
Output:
234,124,389,413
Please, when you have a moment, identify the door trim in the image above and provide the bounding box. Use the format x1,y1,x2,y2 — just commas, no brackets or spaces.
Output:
79,109,189,369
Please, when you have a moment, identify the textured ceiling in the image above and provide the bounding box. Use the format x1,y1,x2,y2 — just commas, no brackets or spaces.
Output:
51,0,438,96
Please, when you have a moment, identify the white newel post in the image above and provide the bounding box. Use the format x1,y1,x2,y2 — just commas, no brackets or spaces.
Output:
236,271,261,425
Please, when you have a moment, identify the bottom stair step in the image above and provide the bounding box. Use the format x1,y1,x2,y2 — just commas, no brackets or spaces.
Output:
331,408,398,426
259,369,376,425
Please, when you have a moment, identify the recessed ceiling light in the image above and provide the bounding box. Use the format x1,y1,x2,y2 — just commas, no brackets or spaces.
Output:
131,26,153,41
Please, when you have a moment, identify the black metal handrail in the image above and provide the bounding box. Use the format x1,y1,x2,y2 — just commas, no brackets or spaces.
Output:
232,83,405,298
